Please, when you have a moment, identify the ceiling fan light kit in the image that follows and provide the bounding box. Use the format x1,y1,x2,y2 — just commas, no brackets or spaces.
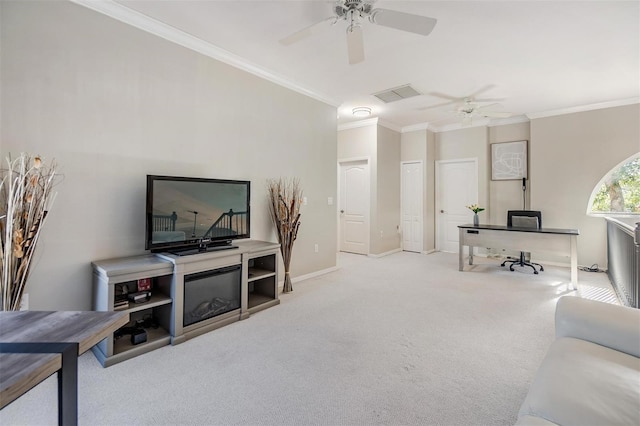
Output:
352,107,372,117
280,0,437,65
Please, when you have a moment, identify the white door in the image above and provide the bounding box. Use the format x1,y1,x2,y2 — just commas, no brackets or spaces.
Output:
401,161,423,252
436,159,478,253
339,160,370,254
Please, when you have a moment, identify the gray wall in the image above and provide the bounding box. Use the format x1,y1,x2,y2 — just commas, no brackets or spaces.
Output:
488,122,531,225
374,125,401,254
400,128,436,253
337,122,377,255
531,104,640,267
436,126,490,222
337,121,402,255
1,1,338,310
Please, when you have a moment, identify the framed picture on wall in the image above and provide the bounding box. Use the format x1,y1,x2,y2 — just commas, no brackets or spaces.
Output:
491,140,528,180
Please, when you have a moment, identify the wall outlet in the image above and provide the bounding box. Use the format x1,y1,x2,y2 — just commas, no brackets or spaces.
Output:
303,196,308,206
19,293,29,311
314,244,319,253
380,230,384,238
327,197,333,205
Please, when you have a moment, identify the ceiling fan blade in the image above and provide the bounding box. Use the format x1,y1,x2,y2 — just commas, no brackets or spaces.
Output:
279,16,335,46
369,8,437,36
428,92,461,102
471,98,506,104
346,25,365,65
468,84,496,100
476,103,499,110
417,100,457,111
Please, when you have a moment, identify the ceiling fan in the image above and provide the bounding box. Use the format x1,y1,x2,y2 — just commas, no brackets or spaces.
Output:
279,0,437,65
417,85,512,125
454,98,512,126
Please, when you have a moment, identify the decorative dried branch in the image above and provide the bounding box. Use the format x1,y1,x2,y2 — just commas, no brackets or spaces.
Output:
267,177,302,293
0,153,58,311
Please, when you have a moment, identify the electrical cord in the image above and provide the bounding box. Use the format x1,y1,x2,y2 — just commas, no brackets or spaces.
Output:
579,264,602,272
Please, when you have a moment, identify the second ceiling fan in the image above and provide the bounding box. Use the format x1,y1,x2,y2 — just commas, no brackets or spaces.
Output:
280,0,437,65
418,86,513,126
454,98,512,126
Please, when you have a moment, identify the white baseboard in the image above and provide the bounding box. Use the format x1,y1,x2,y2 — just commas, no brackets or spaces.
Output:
293,266,340,283
278,265,341,290
368,248,402,258
422,249,436,255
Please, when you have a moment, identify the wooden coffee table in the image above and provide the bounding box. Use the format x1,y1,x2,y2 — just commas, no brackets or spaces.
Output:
0,311,129,425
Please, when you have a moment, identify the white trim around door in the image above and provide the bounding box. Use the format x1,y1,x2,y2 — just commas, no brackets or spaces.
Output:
338,158,371,255
401,161,424,253
435,158,479,253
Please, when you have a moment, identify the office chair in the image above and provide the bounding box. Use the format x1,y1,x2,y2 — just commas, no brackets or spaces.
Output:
501,210,545,274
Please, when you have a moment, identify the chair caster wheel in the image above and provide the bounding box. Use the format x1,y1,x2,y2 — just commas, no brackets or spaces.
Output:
540,267,544,271
509,266,515,271
534,271,539,274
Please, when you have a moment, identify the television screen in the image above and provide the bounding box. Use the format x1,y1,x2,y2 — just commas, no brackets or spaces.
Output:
146,175,250,252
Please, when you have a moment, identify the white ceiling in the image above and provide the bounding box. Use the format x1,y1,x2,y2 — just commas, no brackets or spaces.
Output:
101,1,639,130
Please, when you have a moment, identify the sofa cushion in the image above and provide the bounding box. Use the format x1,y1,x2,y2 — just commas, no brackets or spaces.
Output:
518,337,640,425
556,296,640,358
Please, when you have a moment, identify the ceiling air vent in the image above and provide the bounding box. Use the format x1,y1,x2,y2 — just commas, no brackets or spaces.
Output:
373,84,421,103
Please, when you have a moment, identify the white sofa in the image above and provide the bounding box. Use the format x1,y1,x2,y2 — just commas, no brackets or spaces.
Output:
516,296,640,425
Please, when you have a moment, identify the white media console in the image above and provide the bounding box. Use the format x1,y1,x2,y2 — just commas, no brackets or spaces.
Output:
91,240,280,367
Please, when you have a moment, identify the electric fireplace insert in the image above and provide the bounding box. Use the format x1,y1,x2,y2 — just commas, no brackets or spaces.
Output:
183,265,241,327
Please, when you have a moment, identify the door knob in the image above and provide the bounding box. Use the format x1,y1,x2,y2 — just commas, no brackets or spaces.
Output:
340,210,345,213
440,210,445,213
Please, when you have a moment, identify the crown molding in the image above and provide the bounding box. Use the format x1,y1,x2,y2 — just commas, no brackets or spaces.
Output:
337,118,401,132
526,97,640,120
398,97,637,132
486,114,530,127
406,114,531,133
71,0,341,108
401,122,431,133
399,98,639,132
378,119,402,133
430,118,491,133
338,117,379,131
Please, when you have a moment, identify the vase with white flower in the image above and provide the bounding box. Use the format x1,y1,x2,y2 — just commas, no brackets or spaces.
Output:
466,204,484,226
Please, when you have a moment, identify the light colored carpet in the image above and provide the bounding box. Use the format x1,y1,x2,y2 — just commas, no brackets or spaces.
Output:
0,252,615,425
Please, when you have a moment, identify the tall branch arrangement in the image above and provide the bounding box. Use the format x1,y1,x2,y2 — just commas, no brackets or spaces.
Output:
0,153,58,311
267,178,302,293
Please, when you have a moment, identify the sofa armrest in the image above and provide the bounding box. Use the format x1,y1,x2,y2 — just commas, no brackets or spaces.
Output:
555,296,640,357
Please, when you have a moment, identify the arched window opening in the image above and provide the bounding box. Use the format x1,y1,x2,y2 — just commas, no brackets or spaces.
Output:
588,153,640,215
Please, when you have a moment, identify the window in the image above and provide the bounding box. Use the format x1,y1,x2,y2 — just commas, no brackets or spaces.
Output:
588,153,640,215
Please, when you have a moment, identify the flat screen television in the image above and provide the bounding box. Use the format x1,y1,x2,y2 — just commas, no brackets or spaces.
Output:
145,175,250,253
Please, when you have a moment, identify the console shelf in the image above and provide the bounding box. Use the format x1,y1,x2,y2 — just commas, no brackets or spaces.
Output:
92,241,280,367
122,294,172,314
246,250,279,314
248,268,276,281
113,326,171,355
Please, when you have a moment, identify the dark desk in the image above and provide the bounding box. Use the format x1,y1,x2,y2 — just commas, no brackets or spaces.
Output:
458,224,579,289
0,311,129,425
